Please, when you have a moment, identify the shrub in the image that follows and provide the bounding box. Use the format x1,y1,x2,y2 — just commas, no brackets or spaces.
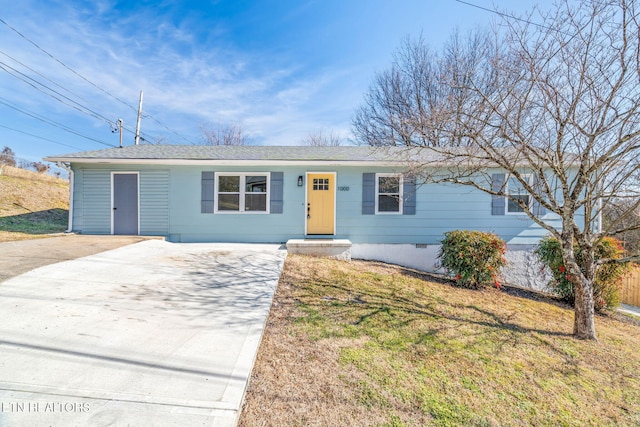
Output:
439,230,506,289
0,146,16,167
535,236,631,311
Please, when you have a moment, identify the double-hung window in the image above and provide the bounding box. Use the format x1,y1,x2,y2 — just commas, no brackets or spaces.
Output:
506,174,532,214
216,173,269,213
375,173,403,214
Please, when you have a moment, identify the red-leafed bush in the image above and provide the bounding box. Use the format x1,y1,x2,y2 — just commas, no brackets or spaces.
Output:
439,230,506,289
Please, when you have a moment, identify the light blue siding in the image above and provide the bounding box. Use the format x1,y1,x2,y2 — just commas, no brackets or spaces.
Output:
71,163,555,244
80,169,111,234
72,165,170,236
71,168,83,231
140,170,169,235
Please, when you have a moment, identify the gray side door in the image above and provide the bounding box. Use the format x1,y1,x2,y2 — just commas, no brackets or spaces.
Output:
113,173,139,235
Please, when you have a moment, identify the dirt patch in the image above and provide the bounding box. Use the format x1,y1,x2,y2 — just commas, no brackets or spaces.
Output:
239,265,390,427
0,235,157,283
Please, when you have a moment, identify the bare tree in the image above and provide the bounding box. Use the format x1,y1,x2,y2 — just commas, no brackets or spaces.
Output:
301,129,342,146
603,199,640,254
32,162,50,173
0,146,16,166
199,122,248,146
353,31,494,147
355,0,640,340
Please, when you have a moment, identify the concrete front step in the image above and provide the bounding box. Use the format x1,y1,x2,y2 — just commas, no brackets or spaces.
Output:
285,239,352,261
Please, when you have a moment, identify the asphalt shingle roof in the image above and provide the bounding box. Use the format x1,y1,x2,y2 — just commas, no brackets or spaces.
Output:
45,145,435,163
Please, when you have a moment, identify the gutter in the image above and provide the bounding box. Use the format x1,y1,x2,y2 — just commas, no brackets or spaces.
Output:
56,162,74,233
42,158,412,167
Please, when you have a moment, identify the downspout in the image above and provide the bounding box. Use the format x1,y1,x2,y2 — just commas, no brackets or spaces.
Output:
56,162,74,233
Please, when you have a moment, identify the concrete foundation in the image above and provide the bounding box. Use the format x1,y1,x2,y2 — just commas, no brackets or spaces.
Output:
351,243,550,291
286,239,352,261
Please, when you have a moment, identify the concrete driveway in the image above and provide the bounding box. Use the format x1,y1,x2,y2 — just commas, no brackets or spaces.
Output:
0,235,155,283
0,239,286,426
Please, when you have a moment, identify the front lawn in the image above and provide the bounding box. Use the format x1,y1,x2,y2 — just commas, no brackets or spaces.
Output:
239,255,640,427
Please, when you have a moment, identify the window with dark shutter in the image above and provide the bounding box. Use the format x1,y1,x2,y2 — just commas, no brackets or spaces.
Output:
362,173,375,215
403,175,416,215
270,172,284,214
491,173,506,216
201,171,215,214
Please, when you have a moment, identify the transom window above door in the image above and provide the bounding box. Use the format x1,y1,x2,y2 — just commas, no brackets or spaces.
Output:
215,173,269,213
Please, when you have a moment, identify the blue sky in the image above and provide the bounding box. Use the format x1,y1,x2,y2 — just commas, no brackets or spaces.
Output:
0,0,557,168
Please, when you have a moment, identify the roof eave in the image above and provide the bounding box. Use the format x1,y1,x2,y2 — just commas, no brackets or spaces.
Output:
42,157,409,167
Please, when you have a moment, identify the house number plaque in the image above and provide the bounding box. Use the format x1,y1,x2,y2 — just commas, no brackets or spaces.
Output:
337,186,350,191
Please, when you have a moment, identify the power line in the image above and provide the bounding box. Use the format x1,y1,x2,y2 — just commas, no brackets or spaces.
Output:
0,58,162,144
0,60,115,126
0,98,116,148
0,17,138,115
454,0,572,36
0,49,90,105
0,18,196,145
0,123,84,150
145,114,196,145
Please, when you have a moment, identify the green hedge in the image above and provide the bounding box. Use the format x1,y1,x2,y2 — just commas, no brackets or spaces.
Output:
535,236,631,311
439,230,507,289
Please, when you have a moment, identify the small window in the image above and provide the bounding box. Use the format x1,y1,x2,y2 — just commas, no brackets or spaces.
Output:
313,178,329,191
375,173,403,214
506,175,531,214
216,173,269,213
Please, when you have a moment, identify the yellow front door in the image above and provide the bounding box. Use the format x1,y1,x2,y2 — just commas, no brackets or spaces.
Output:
307,173,335,235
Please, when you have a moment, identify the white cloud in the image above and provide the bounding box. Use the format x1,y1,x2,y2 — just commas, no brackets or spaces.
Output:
0,0,365,150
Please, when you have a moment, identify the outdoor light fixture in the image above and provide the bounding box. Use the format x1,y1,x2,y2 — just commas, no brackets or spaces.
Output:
298,176,303,187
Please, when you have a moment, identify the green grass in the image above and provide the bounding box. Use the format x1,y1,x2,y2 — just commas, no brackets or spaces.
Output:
240,255,640,427
0,167,68,241
0,209,68,235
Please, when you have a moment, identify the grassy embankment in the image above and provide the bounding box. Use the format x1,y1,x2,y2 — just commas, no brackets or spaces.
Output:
240,255,640,427
0,165,69,242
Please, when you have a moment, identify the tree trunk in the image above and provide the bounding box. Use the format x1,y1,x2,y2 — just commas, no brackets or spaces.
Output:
573,279,597,340
560,228,598,341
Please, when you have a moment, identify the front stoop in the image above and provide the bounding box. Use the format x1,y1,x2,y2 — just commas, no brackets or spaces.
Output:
286,239,352,261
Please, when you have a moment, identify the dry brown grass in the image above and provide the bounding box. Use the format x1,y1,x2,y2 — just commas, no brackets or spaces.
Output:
0,164,66,183
0,166,69,241
239,255,640,427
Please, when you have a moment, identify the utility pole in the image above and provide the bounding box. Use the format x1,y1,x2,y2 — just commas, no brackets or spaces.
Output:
135,90,143,145
117,118,123,148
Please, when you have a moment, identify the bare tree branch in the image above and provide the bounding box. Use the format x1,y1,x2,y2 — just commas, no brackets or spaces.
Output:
300,129,342,146
199,122,248,146
354,0,640,340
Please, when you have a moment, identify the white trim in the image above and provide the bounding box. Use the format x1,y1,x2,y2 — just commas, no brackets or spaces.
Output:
213,172,270,214
67,168,74,232
111,171,140,235
43,158,412,167
305,171,337,236
374,173,403,215
505,173,532,215
55,161,74,232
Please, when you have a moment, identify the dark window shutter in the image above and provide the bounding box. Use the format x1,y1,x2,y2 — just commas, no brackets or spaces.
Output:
270,172,284,214
491,173,506,216
403,175,416,215
531,173,547,217
201,171,215,213
362,173,375,215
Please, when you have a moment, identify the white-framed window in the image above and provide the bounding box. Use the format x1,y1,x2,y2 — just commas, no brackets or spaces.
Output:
506,174,532,214
215,173,270,213
375,173,403,214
